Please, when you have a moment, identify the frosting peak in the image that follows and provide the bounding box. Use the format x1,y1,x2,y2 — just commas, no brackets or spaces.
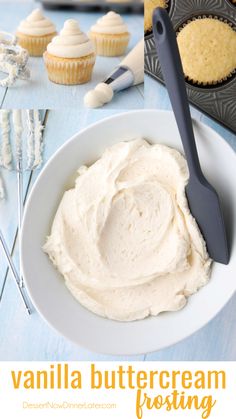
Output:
90,11,129,35
61,19,81,36
17,8,56,36
100,11,125,26
47,19,95,58
27,8,44,22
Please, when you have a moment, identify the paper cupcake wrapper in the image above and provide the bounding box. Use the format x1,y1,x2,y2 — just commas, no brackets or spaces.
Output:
89,32,130,57
16,32,57,57
43,52,96,85
177,15,236,87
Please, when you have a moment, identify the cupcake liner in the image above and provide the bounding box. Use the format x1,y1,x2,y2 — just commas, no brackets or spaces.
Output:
144,0,169,34
177,15,236,87
89,32,130,57
16,32,57,57
43,52,96,85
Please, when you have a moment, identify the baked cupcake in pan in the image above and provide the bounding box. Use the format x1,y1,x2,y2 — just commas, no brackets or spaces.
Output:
177,17,236,85
144,0,167,33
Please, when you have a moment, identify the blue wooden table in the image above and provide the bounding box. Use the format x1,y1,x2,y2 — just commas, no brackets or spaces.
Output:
0,1,144,109
0,1,236,362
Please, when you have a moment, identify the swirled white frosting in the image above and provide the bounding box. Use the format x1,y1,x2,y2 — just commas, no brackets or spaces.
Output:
17,9,56,36
44,139,212,322
90,11,129,34
47,19,94,58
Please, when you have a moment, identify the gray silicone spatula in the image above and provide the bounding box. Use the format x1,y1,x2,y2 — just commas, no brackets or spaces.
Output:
152,8,229,264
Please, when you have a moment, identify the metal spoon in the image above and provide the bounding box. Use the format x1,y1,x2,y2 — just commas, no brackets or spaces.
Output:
152,8,229,264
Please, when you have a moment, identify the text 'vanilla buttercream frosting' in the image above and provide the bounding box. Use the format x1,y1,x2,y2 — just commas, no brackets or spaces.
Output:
44,139,212,322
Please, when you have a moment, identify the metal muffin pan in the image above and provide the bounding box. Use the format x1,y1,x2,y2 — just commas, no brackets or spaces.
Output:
145,0,236,134
41,0,144,13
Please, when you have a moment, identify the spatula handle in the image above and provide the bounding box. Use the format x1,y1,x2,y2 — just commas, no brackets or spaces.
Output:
152,8,202,178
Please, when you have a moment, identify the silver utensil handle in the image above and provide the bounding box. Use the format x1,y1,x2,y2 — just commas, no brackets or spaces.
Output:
0,229,31,314
17,161,24,287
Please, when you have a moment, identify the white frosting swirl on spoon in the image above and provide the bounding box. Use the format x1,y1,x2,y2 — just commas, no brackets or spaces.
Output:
17,9,56,36
47,19,95,58
90,11,129,34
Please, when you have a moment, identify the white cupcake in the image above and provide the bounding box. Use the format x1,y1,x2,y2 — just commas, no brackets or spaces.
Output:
44,19,96,85
89,11,130,56
16,8,56,57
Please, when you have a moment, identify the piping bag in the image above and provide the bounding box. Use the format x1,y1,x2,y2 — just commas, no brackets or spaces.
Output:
84,39,144,108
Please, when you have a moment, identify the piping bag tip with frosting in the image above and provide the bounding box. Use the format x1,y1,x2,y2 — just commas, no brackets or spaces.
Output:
84,38,144,109
84,83,113,109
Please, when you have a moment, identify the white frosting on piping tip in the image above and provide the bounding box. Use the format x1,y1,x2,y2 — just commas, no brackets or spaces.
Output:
90,11,129,35
17,8,56,36
84,40,144,109
84,83,114,108
47,19,94,59
0,110,12,170
44,139,212,322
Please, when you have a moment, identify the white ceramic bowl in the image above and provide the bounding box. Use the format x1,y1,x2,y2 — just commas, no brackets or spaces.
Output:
21,110,236,355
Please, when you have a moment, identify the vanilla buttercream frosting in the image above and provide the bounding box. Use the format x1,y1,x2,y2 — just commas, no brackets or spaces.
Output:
17,8,56,36
44,139,212,322
47,19,94,58
90,11,129,35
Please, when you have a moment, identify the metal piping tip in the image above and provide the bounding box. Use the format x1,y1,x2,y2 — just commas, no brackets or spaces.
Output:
104,66,135,93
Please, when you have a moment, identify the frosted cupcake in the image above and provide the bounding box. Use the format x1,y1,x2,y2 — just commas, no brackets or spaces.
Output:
16,8,56,57
89,11,130,56
44,19,96,85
